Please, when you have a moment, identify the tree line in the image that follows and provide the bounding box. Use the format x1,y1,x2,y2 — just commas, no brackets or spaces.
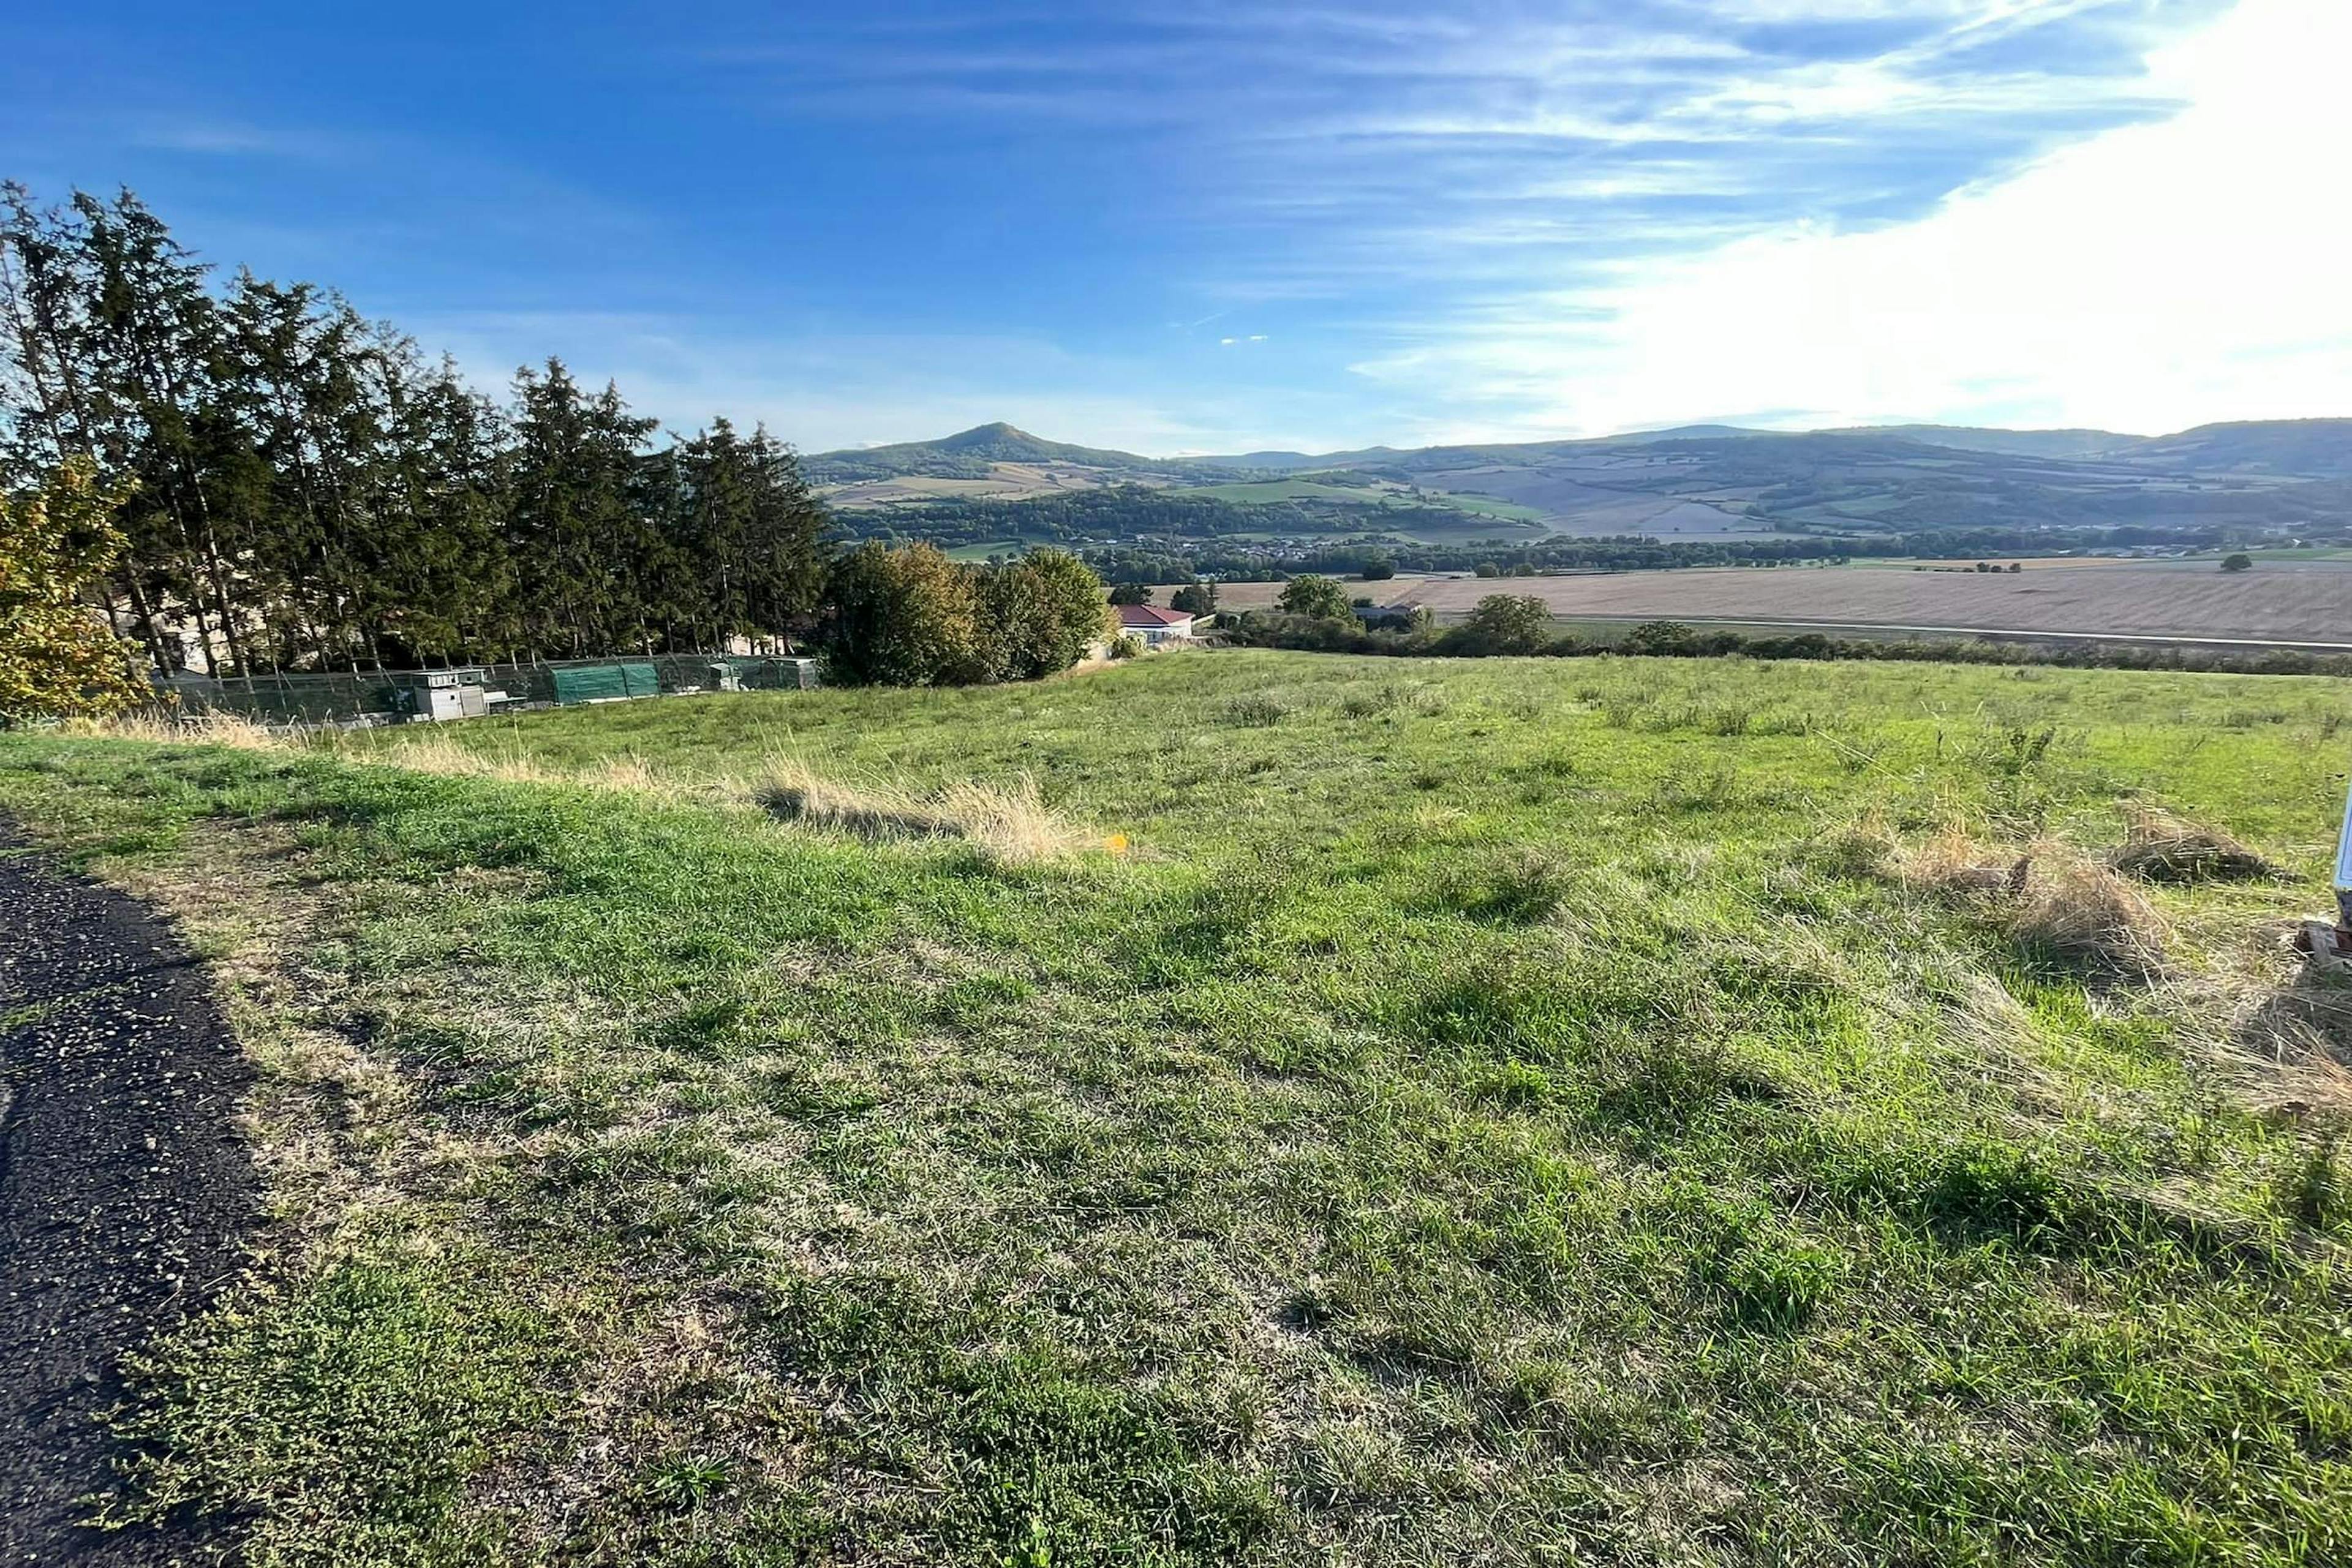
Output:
845,484,1505,552
1,184,834,676
1075,521,2265,586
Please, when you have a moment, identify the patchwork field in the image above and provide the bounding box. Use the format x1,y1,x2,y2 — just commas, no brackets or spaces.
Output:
1409,466,1773,536
1188,476,1548,525
1163,575,1453,609
1395,560,2352,645
818,461,1167,507
6,651,2352,1565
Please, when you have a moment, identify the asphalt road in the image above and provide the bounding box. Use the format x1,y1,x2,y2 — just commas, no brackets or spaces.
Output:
0,826,255,1566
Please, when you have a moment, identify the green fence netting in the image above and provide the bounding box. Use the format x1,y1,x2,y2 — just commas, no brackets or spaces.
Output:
552,662,660,704
164,654,816,725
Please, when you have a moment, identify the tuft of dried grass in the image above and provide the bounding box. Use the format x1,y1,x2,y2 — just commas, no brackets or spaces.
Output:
930,775,1099,866
2016,856,2171,973
583,753,700,805
750,757,1096,866
1819,806,1902,879
1893,827,2169,974
61,710,285,750
369,733,559,786
752,757,949,840
2110,804,2273,885
2207,951,2352,1122
363,737,706,807
1894,826,2031,900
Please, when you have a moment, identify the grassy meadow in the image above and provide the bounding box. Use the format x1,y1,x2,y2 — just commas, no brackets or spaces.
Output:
5,650,2351,1566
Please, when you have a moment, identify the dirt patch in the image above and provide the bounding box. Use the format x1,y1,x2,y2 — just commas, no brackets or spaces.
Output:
0,823,259,1566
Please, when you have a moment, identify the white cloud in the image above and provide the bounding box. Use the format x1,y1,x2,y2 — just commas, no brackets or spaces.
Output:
1355,0,2352,436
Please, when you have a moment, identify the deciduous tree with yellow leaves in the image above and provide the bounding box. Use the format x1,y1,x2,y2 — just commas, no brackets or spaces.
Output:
0,458,149,722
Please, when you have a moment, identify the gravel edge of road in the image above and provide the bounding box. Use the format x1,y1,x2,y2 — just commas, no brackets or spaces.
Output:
1,821,258,1566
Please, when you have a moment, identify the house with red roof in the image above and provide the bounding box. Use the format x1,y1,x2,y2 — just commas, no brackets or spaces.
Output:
1115,603,1197,647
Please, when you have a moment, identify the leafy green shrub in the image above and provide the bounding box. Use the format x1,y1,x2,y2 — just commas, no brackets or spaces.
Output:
1438,594,1553,655
1276,574,1353,620
825,543,1110,685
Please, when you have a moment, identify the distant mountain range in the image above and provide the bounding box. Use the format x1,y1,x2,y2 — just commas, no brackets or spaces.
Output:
1178,419,2352,473
807,418,2352,539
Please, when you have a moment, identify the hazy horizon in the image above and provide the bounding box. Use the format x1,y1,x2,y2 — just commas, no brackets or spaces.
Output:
833,412,2349,463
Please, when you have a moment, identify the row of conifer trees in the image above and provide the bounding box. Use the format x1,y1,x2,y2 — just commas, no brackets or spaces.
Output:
1,184,831,674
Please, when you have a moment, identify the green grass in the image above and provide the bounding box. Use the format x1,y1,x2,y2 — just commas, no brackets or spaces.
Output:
941,537,1032,562
6,650,2351,1566
2237,546,2352,563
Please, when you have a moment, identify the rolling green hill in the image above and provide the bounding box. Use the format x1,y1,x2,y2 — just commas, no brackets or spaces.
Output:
6,653,2350,1564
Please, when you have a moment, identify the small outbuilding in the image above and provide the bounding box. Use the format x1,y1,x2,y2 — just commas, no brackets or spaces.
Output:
1116,603,1197,646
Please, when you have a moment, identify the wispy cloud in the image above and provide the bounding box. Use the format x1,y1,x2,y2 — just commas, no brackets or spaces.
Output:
1343,0,2352,440
12,0,2299,453
423,0,2331,447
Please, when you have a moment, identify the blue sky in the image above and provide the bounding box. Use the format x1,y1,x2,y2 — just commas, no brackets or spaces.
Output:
6,0,2345,453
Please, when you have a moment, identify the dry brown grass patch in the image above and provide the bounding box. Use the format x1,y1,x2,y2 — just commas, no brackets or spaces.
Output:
366,733,559,785
2018,855,2172,974
360,737,706,806
2214,960,2352,1121
750,756,1096,866
1891,827,2170,974
1896,826,2032,900
2110,804,2274,885
61,710,285,749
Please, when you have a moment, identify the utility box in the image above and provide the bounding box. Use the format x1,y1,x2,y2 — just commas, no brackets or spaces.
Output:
2302,776,2352,968
402,668,491,722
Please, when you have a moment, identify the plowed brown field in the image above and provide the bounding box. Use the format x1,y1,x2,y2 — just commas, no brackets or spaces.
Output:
1387,562,2352,644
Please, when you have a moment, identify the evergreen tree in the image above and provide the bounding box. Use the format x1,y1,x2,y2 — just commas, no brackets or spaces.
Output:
75,189,254,673
737,425,828,646
505,361,658,657
2,185,832,674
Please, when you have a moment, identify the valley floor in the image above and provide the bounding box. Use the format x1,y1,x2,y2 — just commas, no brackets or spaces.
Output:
3,650,2349,1566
